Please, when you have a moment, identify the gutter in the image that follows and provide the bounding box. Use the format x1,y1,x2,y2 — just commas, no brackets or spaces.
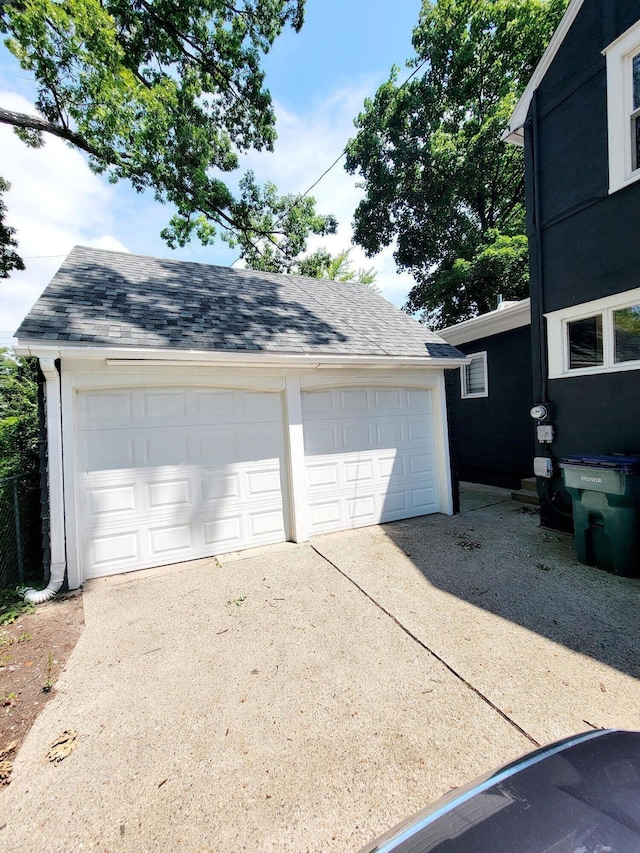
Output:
23,358,66,603
440,300,531,346
14,342,469,370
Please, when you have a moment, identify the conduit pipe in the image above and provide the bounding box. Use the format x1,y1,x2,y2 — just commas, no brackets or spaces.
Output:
23,358,66,603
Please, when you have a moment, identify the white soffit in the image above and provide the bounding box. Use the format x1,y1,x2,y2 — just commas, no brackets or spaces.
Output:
502,0,585,146
439,299,531,346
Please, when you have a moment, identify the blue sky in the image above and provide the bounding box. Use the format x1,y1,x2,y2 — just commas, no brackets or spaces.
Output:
0,0,423,344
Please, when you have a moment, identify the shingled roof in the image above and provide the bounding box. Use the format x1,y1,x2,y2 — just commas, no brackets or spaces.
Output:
16,246,462,360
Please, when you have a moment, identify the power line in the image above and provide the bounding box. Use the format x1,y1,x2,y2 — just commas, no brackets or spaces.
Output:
19,254,67,260
230,55,430,269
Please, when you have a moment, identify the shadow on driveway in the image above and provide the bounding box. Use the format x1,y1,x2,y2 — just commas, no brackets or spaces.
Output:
381,483,640,681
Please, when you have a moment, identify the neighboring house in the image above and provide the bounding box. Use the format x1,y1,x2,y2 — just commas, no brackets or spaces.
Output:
15,246,465,591
440,299,534,490
503,0,640,530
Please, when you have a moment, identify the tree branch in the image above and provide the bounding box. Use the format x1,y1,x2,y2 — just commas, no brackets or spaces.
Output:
0,107,102,157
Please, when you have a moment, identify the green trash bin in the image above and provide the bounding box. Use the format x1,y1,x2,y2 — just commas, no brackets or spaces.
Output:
559,454,640,578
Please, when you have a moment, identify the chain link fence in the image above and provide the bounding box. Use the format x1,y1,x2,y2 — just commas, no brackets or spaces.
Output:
0,472,41,589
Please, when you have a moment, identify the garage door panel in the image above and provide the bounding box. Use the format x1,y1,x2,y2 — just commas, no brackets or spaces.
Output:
342,422,372,451
202,516,242,549
407,419,434,442
381,490,408,514
344,459,374,484
346,495,377,523
407,389,433,412
197,429,242,465
147,479,191,510
143,432,190,466
302,390,333,415
409,453,436,475
302,385,440,535
201,472,240,502
87,483,138,517
78,391,133,428
308,499,341,530
246,468,283,497
77,387,287,579
79,435,135,472
91,530,140,570
306,461,339,488
378,454,403,479
194,389,233,417
376,420,404,445
149,523,193,557
304,424,338,454
340,388,369,411
142,390,187,420
243,424,284,459
374,388,401,410
243,392,282,419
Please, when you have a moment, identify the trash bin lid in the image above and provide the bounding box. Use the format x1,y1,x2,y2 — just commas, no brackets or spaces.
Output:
560,454,640,473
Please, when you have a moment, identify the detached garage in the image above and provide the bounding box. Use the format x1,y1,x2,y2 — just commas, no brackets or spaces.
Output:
15,246,466,591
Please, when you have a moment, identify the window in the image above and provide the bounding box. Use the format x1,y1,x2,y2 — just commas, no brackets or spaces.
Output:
461,352,488,398
604,22,640,193
567,315,603,369
546,288,640,378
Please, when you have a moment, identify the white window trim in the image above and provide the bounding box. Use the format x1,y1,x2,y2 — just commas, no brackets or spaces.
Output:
546,287,640,378
460,351,488,398
604,21,640,194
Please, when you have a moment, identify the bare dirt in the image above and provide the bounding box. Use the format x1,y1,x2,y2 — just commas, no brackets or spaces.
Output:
0,592,84,785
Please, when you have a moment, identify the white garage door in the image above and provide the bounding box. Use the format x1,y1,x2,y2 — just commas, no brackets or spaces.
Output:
76,387,288,579
302,386,440,535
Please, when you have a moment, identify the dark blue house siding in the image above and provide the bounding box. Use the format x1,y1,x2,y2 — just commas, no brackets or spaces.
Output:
525,0,640,529
446,325,535,490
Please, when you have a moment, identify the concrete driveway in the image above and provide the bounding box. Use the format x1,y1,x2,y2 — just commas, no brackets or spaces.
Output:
2,484,639,852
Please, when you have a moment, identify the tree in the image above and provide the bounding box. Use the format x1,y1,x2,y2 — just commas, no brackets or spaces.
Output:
0,0,335,272
345,0,567,328
0,177,24,279
295,247,379,289
0,348,38,480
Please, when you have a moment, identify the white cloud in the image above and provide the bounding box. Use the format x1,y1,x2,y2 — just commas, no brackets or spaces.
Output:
0,76,417,347
241,79,417,309
0,91,129,341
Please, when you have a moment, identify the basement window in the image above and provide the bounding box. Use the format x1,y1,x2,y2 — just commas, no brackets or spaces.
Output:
461,352,488,398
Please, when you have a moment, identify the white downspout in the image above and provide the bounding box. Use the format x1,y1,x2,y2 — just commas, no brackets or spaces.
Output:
23,358,67,603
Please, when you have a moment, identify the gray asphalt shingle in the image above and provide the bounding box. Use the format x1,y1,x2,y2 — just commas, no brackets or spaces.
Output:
16,246,462,360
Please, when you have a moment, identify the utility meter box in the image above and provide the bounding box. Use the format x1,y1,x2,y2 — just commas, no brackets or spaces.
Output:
560,454,640,578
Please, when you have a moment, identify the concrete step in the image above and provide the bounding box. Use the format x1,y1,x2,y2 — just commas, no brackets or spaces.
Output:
521,477,538,493
511,485,540,506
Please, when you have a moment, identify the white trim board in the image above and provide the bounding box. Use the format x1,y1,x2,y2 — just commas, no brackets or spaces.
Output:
604,19,640,193
440,300,530,346
546,286,640,379
55,362,456,586
503,0,585,146
14,342,468,370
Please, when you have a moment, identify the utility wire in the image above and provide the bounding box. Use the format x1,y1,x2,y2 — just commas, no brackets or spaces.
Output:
229,55,430,268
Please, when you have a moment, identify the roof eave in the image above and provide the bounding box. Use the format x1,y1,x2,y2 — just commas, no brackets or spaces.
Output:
504,0,585,147
15,341,469,370
439,299,531,346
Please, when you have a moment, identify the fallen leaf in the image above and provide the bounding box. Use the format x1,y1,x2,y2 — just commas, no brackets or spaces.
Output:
0,740,18,759
24,661,34,667
46,729,78,763
0,760,12,783
599,682,607,693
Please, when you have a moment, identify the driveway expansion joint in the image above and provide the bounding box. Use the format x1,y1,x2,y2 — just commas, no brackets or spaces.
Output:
311,544,541,749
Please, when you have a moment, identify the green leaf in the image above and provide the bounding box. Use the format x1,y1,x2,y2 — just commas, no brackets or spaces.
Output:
345,0,568,327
